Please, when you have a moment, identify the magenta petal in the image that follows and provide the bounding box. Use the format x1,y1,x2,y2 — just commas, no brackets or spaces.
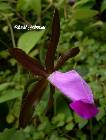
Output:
47,70,94,103
70,101,99,119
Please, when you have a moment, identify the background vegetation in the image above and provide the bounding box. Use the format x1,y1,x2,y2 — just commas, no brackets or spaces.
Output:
0,0,106,139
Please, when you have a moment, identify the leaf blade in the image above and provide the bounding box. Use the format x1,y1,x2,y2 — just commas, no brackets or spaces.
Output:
0,89,22,103
72,9,98,20
17,31,44,54
30,0,41,15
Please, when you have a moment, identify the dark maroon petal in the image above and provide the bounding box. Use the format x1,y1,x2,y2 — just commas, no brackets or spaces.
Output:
19,78,48,128
54,47,80,70
69,100,99,119
8,48,48,78
45,8,60,73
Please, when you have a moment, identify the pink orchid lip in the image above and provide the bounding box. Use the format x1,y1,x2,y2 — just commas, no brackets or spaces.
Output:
47,70,99,119
69,101,99,119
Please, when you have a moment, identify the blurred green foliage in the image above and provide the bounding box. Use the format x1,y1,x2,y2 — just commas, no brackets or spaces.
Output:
0,0,106,139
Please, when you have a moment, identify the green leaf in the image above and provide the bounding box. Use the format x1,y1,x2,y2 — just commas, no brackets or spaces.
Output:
96,107,105,121
12,130,26,140
74,113,88,129
0,82,14,91
65,122,74,131
55,93,72,117
17,31,45,53
52,113,65,122
17,0,41,15
78,120,88,129
33,131,45,140
0,129,26,140
0,2,12,12
73,0,90,8
0,89,22,103
16,0,31,12
101,0,106,12
72,9,98,20
30,0,41,15
0,128,16,140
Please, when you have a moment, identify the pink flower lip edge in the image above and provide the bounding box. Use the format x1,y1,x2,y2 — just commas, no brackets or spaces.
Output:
69,100,99,119
47,70,99,119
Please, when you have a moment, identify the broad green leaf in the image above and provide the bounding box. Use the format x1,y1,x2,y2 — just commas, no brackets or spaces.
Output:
30,0,41,15
72,9,98,20
17,31,44,53
0,89,22,103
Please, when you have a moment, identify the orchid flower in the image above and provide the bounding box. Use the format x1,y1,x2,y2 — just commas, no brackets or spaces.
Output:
47,70,99,119
8,8,98,128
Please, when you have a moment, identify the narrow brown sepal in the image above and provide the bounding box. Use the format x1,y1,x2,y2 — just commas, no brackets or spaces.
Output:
54,47,80,70
45,8,60,73
9,48,48,78
19,78,48,128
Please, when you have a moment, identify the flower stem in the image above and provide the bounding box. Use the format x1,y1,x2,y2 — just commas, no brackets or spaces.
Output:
46,84,55,117
90,120,93,140
6,18,16,48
